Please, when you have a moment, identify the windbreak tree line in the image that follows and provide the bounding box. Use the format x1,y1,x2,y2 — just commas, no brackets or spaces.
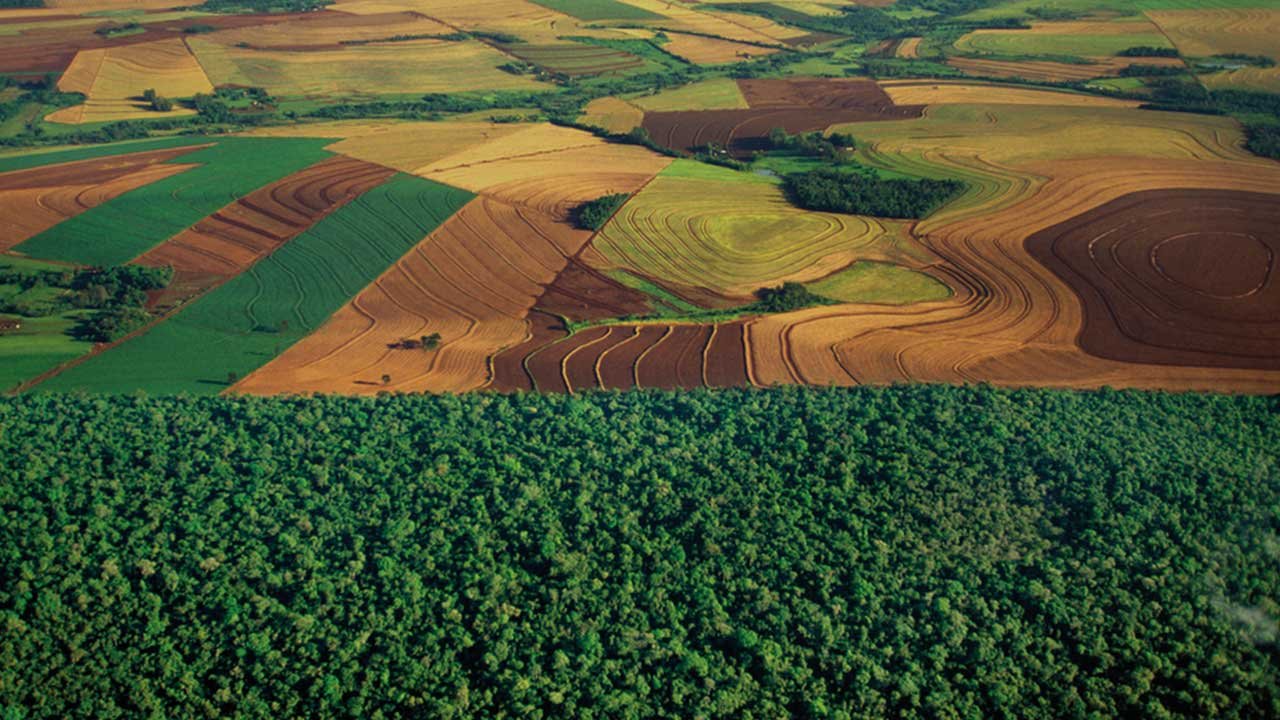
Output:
0,386,1277,719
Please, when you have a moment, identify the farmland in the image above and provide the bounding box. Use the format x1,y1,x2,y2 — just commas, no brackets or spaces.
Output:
38,174,471,394
2,0,1280,716
13,137,334,265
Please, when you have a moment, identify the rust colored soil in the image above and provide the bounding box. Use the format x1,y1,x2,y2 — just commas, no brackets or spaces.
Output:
524,325,609,393
489,310,566,393
0,145,203,250
635,324,711,389
1026,188,1280,370
595,325,663,389
135,156,395,309
534,258,652,322
705,321,750,387
0,12,320,74
641,79,923,156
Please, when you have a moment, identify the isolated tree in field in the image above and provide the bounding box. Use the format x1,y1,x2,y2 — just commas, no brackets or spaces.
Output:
382,373,392,385
421,333,441,350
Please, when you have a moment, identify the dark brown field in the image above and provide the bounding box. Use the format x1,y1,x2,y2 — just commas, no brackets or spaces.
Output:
1026,189,1280,370
641,78,925,156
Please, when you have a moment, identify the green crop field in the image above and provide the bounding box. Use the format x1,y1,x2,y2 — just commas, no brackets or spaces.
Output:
807,261,952,305
13,138,334,266
35,174,472,395
0,255,93,392
954,28,1172,57
529,0,662,21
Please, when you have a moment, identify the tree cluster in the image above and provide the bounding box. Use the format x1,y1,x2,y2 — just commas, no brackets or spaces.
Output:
786,168,963,219
1118,46,1180,58
572,193,631,231
0,386,1276,718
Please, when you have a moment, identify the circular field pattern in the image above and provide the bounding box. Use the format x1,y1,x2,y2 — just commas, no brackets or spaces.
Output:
1026,189,1280,370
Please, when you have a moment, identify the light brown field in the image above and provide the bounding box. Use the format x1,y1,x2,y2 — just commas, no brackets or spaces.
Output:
1199,65,1280,93
660,31,780,65
202,11,453,49
947,56,1184,83
43,0,184,9
0,146,200,250
895,36,922,58
618,0,808,44
47,38,212,124
579,96,645,133
879,80,1141,108
1147,9,1280,58
232,196,592,394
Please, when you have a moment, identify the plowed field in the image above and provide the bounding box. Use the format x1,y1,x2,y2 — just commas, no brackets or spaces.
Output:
1026,188,1280,370
642,78,924,156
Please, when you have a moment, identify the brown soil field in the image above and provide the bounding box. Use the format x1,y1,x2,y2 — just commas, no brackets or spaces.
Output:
0,12,308,75
739,156,1280,393
948,56,1184,83
534,258,652,322
660,32,779,65
1026,188,1280,370
642,79,924,156
233,196,593,395
0,145,202,250
134,156,395,309
507,319,753,392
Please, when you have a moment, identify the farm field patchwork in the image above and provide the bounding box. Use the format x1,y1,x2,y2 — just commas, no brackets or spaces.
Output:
14,137,335,266
46,37,213,124
35,174,472,395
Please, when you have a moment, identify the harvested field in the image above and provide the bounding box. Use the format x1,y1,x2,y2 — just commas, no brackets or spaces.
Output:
0,145,201,250
203,11,453,50
616,0,807,44
1026,188,1280,370
134,156,396,308
660,32,779,65
579,97,645,133
1147,9,1280,58
509,319,753,392
233,196,591,395
628,77,748,112
47,38,213,124
896,36,922,59
416,129,672,215
38,174,472,395
594,160,936,297
879,80,1141,107
642,79,924,156
947,56,1184,83
497,41,645,77
188,38,542,96
1199,65,1280,93
954,20,1171,57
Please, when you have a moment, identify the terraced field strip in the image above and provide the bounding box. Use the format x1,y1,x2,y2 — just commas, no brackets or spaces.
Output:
517,319,753,392
953,20,1172,57
878,79,1141,107
35,174,471,395
528,0,660,21
134,156,397,309
233,196,592,395
0,145,204,251
204,10,453,50
14,137,335,266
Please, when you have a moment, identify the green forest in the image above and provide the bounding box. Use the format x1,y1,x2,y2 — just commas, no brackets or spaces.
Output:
1,386,1277,719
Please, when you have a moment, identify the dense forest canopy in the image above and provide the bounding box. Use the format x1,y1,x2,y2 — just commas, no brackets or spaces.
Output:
1,387,1277,719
